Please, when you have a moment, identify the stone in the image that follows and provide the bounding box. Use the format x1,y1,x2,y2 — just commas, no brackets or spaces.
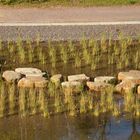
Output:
115,80,137,93
118,72,131,81
18,78,34,88
25,72,46,78
61,81,83,94
2,70,22,83
137,86,140,94
34,78,48,88
68,74,89,84
86,81,112,92
15,68,42,75
18,77,48,88
118,70,140,83
50,74,63,85
94,76,117,84
129,70,140,74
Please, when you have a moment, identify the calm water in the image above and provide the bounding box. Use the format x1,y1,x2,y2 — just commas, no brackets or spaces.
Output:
0,114,140,140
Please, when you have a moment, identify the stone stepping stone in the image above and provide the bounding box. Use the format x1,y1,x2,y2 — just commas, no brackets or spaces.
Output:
87,81,112,92
68,74,89,84
115,80,136,93
137,86,140,94
61,81,83,94
118,70,140,84
94,76,116,84
18,77,48,88
15,68,42,76
25,73,46,78
2,70,22,83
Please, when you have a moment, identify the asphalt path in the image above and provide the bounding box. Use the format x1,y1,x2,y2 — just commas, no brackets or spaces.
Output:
0,6,140,41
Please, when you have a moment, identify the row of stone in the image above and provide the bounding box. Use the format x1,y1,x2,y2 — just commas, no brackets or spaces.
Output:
2,68,140,94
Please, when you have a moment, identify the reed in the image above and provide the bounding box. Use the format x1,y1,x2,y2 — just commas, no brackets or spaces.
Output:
80,92,87,114
19,88,27,117
112,103,120,117
60,44,68,65
0,82,6,117
75,53,81,68
36,33,41,47
28,88,37,115
124,90,135,113
87,93,94,111
68,95,77,116
48,44,56,68
38,89,50,117
101,34,107,52
8,84,16,115
94,104,99,117
68,40,74,53
17,38,26,63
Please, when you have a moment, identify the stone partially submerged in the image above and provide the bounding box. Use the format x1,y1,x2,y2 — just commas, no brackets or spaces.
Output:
115,80,137,93
137,86,140,94
118,70,140,84
18,77,48,88
15,68,42,76
94,76,116,84
2,70,22,83
61,81,83,94
68,74,89,84
87,81,112,92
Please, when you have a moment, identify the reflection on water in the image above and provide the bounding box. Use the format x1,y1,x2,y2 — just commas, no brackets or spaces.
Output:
0,114,140,140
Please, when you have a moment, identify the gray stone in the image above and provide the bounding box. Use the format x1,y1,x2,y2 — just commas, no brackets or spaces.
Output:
15,67,42,75
68,74,89,84
61,81,83,94
25,72,46,78
94,76,116,84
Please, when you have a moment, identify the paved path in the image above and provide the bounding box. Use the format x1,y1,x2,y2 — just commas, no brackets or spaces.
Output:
0,6,140,23
0,6,140,41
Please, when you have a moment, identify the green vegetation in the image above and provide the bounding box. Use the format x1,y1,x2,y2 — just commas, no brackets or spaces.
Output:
0,35,140,118
0,0,140,6
0,79,140,118
0,35,140,75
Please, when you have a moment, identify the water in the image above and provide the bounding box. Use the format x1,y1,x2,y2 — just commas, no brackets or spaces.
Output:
0,39,140,140
0,114,140,140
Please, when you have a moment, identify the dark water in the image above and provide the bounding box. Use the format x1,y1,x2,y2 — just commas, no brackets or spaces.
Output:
0,114,140,140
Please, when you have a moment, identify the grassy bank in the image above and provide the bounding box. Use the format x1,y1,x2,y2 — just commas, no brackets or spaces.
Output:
0,0,140,7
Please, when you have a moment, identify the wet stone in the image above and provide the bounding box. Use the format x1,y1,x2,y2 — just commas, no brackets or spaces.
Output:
86,81,112,92
68,74,89,84
15,67,42,75
61,81,83,94
18,78,34,88
115,80,137,93
2,70,22,83
137,86,140,94
25,72,46,78
94,76,117,84
118,70,140,84
18,77,48,88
